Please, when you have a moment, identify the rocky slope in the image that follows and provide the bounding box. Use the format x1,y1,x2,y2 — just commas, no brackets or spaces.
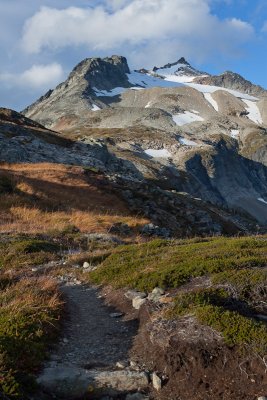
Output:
193,71,267,98
21,55,267,226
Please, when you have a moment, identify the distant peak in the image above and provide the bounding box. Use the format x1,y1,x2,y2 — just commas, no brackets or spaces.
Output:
177,57,190,65
153,57,190,72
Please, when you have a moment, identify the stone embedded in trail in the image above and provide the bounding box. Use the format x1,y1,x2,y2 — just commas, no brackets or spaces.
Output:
94,370,149,392
37,366,92,399
37,366,149,398
152,372,162,391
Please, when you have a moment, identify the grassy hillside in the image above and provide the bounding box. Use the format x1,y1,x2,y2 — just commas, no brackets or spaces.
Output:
0,163,148,235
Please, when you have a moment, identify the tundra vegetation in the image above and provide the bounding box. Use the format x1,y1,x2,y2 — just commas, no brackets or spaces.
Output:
0,169,266,397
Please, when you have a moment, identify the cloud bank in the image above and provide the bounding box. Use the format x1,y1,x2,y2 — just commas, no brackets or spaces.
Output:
0,63,64,89
21,0,254,66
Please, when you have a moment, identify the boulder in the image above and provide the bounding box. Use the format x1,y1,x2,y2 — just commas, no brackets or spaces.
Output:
37,366,93,399
37,366,149,398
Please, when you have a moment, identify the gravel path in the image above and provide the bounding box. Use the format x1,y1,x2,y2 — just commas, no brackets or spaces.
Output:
48,283,138,369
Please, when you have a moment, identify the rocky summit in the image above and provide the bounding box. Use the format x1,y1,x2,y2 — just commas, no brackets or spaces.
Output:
21,55,267,227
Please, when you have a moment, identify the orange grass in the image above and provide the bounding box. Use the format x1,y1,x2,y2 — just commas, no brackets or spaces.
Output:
0,163,148,234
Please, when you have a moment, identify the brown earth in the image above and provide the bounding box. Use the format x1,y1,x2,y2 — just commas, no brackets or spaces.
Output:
102,287,267,400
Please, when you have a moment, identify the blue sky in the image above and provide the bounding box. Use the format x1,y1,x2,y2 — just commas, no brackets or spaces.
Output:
0,0,267,111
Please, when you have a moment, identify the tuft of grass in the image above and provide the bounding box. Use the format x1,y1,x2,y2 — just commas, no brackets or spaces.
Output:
0,277,63,398
0,238,61,272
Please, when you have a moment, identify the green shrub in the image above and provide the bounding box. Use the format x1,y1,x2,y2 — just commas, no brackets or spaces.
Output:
196,305,267,355
212,269,267,302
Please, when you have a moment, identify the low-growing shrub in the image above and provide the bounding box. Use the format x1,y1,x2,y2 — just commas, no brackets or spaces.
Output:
90,236,267,291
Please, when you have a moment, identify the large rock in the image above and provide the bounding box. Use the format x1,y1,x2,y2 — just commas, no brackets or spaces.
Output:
37,366,92,399
37,365,149,398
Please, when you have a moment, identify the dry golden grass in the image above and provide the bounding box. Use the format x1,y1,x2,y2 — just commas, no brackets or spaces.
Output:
0,163,148,234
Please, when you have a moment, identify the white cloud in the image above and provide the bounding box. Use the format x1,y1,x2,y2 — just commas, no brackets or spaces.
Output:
0,63,64,89
21,0,254,66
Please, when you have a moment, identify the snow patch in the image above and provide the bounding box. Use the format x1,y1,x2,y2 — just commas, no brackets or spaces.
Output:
127,71,184,89
184,82,258,100
179,137,199,146
230,129,239,139
145,148,171,158
172,111,204,126
204,93,219,111
242,99,263,125
91,104,101,111
145,101,152,108
258,198,267,205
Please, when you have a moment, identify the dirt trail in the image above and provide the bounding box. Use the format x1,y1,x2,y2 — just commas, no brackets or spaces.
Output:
36,282,150,399
51,283,138,369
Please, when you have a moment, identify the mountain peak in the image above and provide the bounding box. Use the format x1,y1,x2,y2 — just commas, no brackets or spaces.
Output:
68,55,130,88
152,57,190,72
152,57,208,78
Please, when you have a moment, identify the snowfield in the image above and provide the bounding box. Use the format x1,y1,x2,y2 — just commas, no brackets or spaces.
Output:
172,111,204,126
144,148,171,158
204,93,219,111
242,99,263,124
179,137,199,146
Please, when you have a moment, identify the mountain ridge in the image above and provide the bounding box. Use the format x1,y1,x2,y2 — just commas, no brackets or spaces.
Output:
18,54,267,226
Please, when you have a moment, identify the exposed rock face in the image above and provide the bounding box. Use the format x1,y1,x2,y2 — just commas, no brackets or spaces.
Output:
193,71,267,98
23,55,132,128
69,55,131,91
